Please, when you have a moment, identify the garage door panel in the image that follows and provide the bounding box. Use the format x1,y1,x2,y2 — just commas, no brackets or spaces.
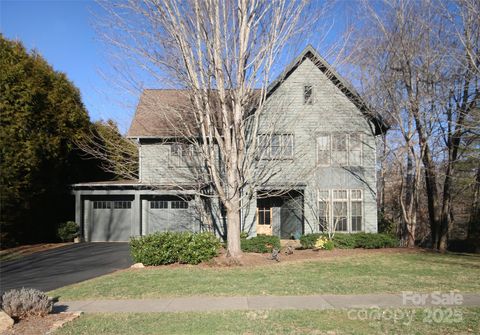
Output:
147,198,197,234
90,199,133,242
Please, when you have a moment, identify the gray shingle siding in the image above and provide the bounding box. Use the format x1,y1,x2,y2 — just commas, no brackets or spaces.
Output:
242,58,378,235
138,58,379,236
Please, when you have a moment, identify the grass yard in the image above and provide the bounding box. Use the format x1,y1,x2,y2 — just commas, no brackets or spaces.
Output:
50,250,480,300
55,308,480,335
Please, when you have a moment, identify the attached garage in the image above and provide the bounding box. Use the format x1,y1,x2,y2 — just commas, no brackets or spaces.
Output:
73,181,203,242
88,197,134,242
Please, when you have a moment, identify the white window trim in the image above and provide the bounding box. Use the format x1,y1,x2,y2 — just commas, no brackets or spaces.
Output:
304,84,314,105
317,133,363,167
349,133,363,166
170,143,195,167
317,134,331,167
317,189,364,233
259,133,294,160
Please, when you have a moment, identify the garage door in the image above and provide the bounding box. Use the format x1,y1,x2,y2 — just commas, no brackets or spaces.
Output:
90,199,133,242
146,197,197,234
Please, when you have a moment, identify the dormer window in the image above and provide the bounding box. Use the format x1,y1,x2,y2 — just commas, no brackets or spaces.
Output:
304,85,313,105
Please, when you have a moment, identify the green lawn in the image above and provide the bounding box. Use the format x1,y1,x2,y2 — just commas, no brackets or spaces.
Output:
56,308,480,335
50,251,480,300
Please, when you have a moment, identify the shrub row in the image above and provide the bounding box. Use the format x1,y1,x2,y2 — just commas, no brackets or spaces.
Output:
240,234,281,253
130,231,221,265
300,232,398,249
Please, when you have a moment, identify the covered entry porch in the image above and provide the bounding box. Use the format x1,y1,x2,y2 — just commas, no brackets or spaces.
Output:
256,190,304,239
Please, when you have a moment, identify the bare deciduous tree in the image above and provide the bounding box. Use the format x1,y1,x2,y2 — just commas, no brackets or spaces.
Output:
350,0,479,251
92,0,334,258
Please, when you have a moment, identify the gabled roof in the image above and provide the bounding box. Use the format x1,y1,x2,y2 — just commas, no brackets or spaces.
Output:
127,45,388,138
267,45,388,135
127,89,195,138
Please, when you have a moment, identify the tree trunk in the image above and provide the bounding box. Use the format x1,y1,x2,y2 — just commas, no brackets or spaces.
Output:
225,153,242,258
469,165,480,239
407,219,416,248
225,199,242,258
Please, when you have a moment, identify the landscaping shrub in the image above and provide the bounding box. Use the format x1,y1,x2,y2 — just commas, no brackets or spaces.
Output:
178,232,222,264
1,288,53,320
300,232,398,249
314,236,334,250
331,234,357,249
241,234,281,253
300,233,322,249
240,231,249,239
324,239,335,250
130,231,221,265
353,233,398,249
57,221,79,242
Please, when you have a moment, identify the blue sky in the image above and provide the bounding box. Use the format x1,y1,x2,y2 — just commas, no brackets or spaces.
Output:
1,0,135,131
1,0,350,133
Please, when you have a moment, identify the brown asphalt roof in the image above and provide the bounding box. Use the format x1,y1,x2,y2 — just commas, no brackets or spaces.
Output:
127,89,196,138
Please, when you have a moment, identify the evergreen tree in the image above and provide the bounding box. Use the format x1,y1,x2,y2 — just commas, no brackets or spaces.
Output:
0,34,106,245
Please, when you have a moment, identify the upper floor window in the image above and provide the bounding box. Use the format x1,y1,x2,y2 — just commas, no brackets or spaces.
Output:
317,133,363,166
304,85,313,105
259,134,294,159
332,134,348,165
170,143,195,166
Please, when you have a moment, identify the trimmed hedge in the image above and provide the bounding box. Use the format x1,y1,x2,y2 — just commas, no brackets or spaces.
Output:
241,234,281,253
353,232,398,249
300,232,398,249
332,234,357,249
130,231,221,265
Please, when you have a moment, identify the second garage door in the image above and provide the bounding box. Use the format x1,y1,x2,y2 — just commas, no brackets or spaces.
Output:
146,196,198,234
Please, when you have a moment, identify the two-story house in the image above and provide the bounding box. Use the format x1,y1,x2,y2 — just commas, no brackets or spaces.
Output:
72,45,387,242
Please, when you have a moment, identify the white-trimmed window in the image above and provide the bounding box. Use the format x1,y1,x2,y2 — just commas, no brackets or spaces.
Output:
350,190,363,231
332,134,348,166
304,85,313,105
333,190,348,231
317,133,363,166
317,189,363,232
317,190,330,231
349,133,363,166
170,143,195,166
317,135,331,166
259,134,294,159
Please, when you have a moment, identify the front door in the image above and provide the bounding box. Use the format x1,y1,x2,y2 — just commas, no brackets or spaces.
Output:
256,207,272,235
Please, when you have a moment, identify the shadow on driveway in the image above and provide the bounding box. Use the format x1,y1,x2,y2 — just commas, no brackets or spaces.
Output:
0,243,132,294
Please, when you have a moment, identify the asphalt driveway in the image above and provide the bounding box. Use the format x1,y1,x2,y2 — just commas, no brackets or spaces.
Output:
0,243,132,294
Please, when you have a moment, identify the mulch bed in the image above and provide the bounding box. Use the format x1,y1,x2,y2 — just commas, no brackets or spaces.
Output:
138,247,421,269
1,312,79,335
